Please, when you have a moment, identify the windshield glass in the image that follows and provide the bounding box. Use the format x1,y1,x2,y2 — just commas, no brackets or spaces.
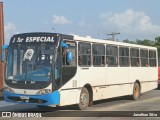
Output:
6,45,54,82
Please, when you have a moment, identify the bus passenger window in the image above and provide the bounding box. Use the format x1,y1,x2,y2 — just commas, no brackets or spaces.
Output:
102,56,105,65
149,50,157,67
140,49,148,67
130,48,139,67
92,44,105,66
106,45,118,67
136,59,140,66
119,47,129,67
78,42,91,66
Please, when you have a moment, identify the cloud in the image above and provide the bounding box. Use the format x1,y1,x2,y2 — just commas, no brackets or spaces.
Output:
5,22,16,33
100,9,160,39
52,15,71,25
4,22,17,43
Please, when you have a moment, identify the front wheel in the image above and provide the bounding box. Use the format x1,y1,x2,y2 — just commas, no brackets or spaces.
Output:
132,83,140,100
77,87,89,110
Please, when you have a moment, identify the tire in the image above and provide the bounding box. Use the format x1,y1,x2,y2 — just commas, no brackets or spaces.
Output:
77,87,89,110
132,83,140,100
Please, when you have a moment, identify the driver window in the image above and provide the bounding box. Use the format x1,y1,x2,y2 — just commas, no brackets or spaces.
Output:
61,41,76,66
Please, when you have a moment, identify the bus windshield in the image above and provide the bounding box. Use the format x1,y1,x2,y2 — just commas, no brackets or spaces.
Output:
6,45,54,82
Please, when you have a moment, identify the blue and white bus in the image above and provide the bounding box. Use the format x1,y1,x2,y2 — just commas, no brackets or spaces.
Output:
2,32,158,110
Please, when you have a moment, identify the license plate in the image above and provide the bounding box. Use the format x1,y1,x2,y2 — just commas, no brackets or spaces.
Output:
20,96,29,100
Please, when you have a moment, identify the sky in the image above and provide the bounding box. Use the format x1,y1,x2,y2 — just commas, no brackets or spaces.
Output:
1,0,160,43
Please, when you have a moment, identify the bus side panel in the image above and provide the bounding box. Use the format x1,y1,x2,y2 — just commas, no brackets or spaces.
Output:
59,75,81,106
59,89,81,106
92,84,132,101
78,67,106,87
129,67,144,94
129,67,157,94
148,67,158,90
93,67,132,101
140,67,157,93
77,67,106,101
106,67,130,96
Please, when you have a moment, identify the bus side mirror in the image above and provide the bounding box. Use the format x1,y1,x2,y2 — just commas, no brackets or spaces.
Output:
61,41,68,48
67,51,73,64
1,44,9,62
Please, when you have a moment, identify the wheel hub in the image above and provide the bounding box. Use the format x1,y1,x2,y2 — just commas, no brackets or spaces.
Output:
134,86,139,97
81,93,88,105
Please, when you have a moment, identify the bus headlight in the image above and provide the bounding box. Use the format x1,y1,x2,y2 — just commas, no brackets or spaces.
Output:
5,87,14,93
36,89,52,94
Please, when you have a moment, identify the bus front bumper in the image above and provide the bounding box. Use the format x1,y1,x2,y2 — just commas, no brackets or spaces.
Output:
4,90,60,107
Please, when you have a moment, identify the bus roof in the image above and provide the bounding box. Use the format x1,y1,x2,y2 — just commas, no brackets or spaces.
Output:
9,32,157,50
73,35,157,50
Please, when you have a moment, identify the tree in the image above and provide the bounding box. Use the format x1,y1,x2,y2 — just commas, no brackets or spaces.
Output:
136,39,154,46
123,39,154,46
123,37,160,61
123,39,136,44
155,36,160,46
155,36,160,58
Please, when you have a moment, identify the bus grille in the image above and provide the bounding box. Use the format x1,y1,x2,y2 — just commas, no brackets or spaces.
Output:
7,96,47,104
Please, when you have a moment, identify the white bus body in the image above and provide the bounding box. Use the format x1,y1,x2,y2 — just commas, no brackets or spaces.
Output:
59,35,158,106
4,33,158,110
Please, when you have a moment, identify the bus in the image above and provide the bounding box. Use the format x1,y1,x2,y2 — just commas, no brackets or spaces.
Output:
2,32,158,110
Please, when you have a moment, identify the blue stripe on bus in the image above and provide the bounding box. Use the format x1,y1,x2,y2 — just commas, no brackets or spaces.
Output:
4,90,60,106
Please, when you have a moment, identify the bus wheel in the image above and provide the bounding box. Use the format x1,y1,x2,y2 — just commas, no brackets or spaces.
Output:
132,83,140,100
78,87,89,110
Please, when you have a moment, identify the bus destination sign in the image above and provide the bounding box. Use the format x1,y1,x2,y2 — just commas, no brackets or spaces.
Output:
12,36,55,43
9,33,57,45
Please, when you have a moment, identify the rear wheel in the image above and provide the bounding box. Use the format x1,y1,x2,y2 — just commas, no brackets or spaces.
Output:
132,83,140,100
77,87,89,110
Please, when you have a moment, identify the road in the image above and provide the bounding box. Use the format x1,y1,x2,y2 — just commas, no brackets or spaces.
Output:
0,89,160,120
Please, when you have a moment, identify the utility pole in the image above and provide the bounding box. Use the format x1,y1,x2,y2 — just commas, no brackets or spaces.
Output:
106,32,120,41
0,2,5,95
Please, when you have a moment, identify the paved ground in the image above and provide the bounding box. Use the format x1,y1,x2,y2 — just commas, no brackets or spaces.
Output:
0,101,15,108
